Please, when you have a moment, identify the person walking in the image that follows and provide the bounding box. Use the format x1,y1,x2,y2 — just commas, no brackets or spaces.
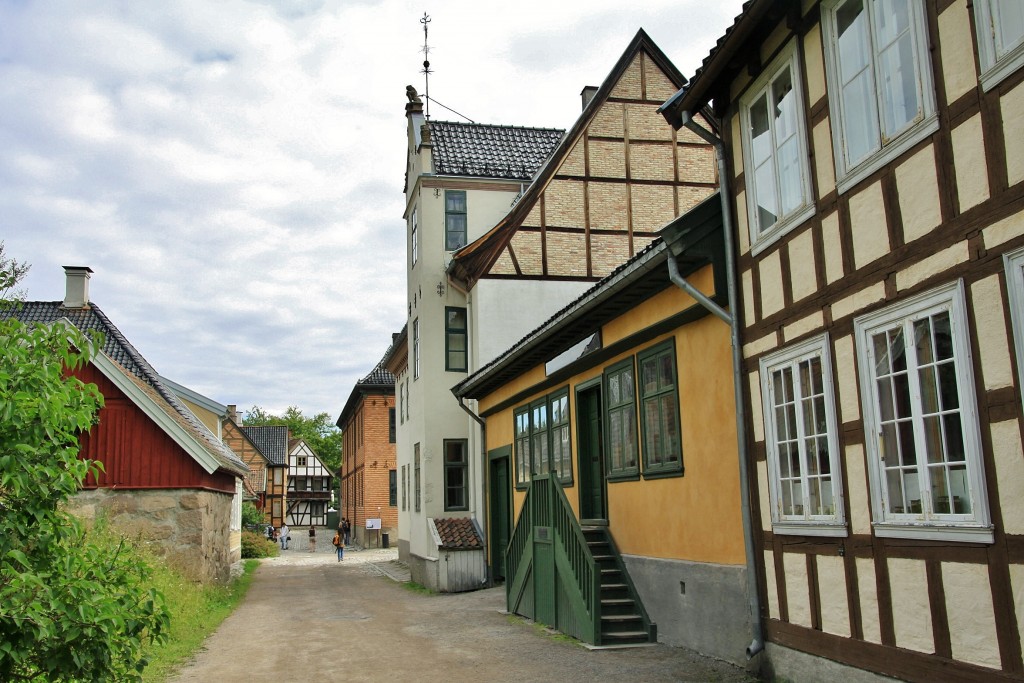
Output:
342,517,351,546
279,522,290,550
308,525,316,553
332,529,344,562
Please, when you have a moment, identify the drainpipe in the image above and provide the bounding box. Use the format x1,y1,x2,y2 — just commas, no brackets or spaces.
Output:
457,396,491,585
668,110,765,659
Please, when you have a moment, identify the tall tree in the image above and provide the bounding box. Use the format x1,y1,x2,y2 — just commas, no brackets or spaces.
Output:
0,248,170,681
243,405,342,472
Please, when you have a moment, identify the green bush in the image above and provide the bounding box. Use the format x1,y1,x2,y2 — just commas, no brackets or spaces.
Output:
241,501,263,528
241,530,279,559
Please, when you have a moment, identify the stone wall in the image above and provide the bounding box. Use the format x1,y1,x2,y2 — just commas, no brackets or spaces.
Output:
70,487,238,583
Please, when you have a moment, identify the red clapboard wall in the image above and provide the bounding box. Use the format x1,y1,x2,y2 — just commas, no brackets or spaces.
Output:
76,364,236,494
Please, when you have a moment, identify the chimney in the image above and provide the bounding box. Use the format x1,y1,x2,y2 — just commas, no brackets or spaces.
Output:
227,404,238,423
62,266,93,308
580,86,599,111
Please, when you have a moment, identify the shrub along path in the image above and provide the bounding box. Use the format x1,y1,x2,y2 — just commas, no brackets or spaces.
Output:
167,547,758,683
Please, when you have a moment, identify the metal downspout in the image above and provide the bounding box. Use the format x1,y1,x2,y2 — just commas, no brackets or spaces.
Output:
457,396,491,585
674,110,765,659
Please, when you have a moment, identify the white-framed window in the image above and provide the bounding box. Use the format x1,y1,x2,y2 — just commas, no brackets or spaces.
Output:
854,280,992,542
740,40,815,253
974,0,1024,92
1005,246,1024,395
410,207,418,267
821,0,938,193
760,335,846,535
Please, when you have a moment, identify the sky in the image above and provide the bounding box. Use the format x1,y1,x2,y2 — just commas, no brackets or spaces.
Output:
0,0,744,422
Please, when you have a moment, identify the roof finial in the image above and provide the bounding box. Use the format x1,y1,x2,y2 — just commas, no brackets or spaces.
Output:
420,12,432,119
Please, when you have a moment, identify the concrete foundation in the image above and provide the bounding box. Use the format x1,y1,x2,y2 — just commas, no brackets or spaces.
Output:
764,642,900,683
622,554,756,667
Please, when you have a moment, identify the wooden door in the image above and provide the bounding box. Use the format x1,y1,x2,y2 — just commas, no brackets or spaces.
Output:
489,451,511,582
576,383,606,521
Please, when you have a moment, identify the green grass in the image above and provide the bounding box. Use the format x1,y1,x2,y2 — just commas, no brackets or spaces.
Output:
141,558,260,681
401,580,435,595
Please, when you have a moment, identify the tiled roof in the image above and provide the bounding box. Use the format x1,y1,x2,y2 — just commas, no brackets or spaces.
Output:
432,517,483,550
241,425,289,466
3,301,247,475
358,355,396,386
336,344,397,429
428,121,564,180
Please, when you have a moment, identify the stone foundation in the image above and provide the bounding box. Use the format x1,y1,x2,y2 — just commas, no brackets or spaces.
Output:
70,488,238,583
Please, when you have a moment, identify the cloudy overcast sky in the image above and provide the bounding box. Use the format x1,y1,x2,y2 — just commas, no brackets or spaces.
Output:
1,0,743,421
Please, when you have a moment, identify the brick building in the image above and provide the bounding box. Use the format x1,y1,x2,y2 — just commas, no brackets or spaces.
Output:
336,350,397,546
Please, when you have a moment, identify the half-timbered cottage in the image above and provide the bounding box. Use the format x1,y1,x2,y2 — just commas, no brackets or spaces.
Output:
7,267,249,583
337,350,397,546
222,405,272,515
658,0,1024,679
286,438,332,527
397,28,717,592
241,425,289,528
452,197,755,661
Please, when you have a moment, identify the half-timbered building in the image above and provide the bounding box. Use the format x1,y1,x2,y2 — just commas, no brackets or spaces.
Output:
286,438,332,527
7,267,249,583
222,406,272,515
241,425,289,528
659,0,1024,679
397,28,717,591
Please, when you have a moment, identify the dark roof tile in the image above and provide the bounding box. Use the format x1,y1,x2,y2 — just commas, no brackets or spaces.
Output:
429,121,564,180
433,517,484,550
240,425,289,466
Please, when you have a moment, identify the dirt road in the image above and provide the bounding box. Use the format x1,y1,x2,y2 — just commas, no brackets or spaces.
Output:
168,546,758,683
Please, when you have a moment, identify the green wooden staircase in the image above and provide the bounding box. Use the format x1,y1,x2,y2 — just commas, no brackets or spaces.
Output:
505,474,656,646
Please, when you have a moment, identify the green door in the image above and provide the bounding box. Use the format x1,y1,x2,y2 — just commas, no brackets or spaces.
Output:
489,450,512,582
576,384,606,521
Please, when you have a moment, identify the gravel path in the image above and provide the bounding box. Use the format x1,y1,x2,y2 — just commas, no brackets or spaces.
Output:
168,539,759,683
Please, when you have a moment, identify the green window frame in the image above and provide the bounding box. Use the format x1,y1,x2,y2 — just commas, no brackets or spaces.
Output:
389,469,397,507
444,439,468,510
445,190,467,251
604,358,639,481
638,340,683,478
445,307,468,372
513,388,573,489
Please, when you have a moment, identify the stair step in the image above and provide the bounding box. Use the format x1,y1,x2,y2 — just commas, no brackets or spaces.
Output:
602,613,642,623
600,631,651,644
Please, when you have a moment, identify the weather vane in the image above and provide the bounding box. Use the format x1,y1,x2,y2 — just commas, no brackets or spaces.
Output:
420,12,432,119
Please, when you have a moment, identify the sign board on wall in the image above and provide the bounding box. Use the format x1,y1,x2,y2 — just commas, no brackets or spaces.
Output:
366,518,382,530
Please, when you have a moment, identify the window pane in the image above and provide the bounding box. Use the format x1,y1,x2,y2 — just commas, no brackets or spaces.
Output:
995,0,1024,57
642,356,658,394
875,6,919,138
837,0,879,164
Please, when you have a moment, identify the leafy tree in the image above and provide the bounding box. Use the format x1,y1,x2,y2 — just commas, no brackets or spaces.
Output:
0,254,170,681
243,405,342,472
241,501,264,528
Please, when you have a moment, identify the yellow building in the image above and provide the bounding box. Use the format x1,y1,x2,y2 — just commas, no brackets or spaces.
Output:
660,0,1024,680
453,196,754,664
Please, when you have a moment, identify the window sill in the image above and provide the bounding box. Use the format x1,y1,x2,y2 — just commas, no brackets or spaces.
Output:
873,522,994,544
641,467,684,481
749,203,816,258
836,113,939,196
980,44,1024,93
772,521,848,537
606,472,640,483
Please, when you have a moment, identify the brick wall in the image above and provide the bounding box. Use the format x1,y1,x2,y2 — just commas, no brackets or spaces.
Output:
339,390,397,545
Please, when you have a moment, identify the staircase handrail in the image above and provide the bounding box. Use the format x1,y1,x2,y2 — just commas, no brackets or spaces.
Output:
547,475,601,639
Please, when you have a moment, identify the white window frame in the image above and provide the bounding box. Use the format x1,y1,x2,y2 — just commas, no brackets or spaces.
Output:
854,280,992,543
821,0,939,194
760,335,847,536
974,0,1024,92
740,40,816,255
1005,246,1024,395
410,207,418,267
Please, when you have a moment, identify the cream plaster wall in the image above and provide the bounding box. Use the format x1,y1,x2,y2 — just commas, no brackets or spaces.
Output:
943,562,1000,668
971,274,1015,390
992,420,1024,535
816,555,851,637
757,459,771,532
896,144,942,243
982,209,1024,249
730,115,744,180
749,370,765,443
821,211,844,284
1002,83,1024,187
743,332,777,359
952,114,990,211
1012,564,1024,652
831,281,886,322
742,267,756,324
833,334,861,424
788,229,817,302
783,552,812,627
760,250,785,317
938,0,979,103
895,240,969,292
812,118,836,197
856,557,882,643
849,182,890,269
803,24,826,107
735,190,751,255
765,550,779,619
783,310,824,343
888,557,933,653
844,443,872,535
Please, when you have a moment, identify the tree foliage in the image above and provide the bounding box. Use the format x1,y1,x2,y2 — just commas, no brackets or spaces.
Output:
0,258,170,681
243,405,342,472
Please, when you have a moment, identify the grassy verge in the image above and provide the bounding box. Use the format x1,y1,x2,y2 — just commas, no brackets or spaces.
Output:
401,580,435,595
141,558,260,681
